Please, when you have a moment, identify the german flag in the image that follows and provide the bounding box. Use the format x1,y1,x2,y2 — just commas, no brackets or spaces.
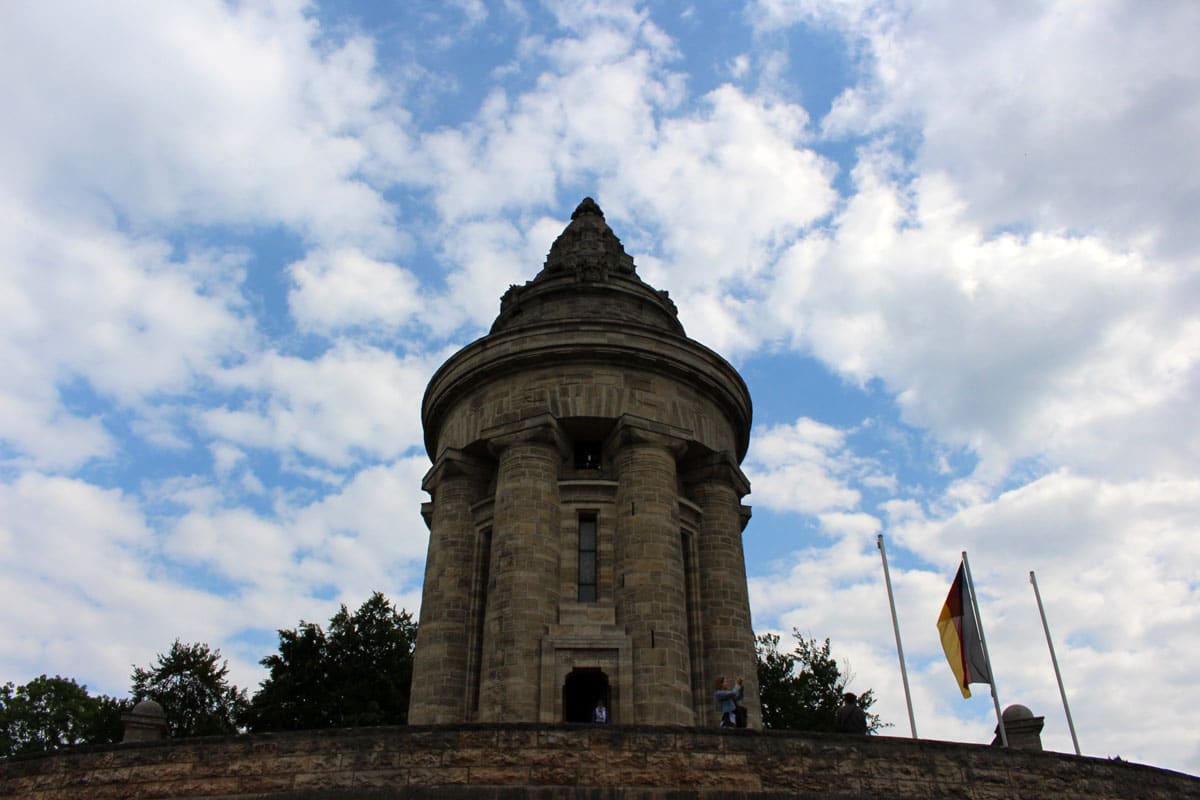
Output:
937,562,992,698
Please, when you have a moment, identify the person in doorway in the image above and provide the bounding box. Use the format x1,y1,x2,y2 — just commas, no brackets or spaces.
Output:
713,677,744,728
592,699,608,724
836,692,868,734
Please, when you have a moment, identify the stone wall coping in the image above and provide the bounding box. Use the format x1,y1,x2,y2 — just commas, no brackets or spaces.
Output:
2,722,1191,772
3,722,1197,800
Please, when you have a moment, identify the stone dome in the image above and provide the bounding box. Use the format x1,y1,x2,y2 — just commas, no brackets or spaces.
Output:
130,699,165,717
1002,704,1035,721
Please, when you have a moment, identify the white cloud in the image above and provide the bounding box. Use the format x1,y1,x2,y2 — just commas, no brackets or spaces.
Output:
753,0,1200,259
289,457,433,590
754,153,1200,484
288,248,424,335
203,343,438,467
155,455,432,685
168,508,294,588
425,218,551,335
0,200,251,469
419,89,562,223
164,457,430,597
747,417,887,515
728,54,752,80
544,0,656,39
413,17,678,226
0,1,409,251
210,442,247,477
0,457,433,698
387,6,840,355
0,474,239,693
607,85,836,295
447,0,488,28
751,466,1200,771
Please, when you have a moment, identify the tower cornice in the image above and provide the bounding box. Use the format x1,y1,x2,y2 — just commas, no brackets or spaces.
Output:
421,319,753,463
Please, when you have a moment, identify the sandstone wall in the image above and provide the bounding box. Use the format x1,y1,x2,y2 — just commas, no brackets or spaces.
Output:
3,724,1197,800
422,323,752,463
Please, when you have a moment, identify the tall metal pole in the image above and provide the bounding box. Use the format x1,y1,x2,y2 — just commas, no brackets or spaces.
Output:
1030,570,1082,755
961,551,1007,747
877,534,918,739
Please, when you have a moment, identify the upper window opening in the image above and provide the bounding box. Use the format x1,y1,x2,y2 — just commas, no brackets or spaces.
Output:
574,442,602,470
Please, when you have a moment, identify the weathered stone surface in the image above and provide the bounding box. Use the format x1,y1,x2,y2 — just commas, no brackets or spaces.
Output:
2,725,1197,799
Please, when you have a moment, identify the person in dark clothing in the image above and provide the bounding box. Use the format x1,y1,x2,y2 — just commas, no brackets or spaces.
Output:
836,692,868,734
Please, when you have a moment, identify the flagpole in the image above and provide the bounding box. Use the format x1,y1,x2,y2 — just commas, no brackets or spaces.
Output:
877,534,918,739
961,550,1007,747
1030,570,1081,756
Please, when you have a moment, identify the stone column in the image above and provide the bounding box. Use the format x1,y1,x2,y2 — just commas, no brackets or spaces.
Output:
476,414,566,722
409,449,490,724
609,416,694,725
684,452,760,729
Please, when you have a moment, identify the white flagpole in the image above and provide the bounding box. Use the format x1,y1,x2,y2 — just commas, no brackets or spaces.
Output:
877,534,918,739
1030,570,1082,756
961,550,1007,747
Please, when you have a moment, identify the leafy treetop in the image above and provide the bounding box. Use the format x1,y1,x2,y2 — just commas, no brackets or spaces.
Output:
755,631,884,733
0,675,128,757
242,591,417,731
131,640,249,737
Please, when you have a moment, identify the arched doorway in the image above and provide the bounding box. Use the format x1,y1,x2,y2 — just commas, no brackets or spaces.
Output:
563,668,609,723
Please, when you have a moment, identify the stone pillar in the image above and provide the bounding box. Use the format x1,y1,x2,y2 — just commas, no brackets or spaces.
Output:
121,700,168,742
409,450,490,724
609,416,694,725
684,452,760,729
476,415,566,722
994,704,1045,751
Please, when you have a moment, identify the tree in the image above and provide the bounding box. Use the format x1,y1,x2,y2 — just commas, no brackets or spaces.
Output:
243,592,418,732
755,631,884,733
0,675,128,756
131,641,248,737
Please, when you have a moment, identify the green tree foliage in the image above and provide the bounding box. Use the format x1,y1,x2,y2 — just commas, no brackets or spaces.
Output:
131,640,249,737
0,675,128,756
755,631,883,733
243,592,418,731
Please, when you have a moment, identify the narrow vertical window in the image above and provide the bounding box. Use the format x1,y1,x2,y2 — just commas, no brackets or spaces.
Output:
578,513,598,602
469,528,492,713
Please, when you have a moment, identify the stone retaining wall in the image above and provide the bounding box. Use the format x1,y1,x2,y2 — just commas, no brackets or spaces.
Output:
3,724,1198,800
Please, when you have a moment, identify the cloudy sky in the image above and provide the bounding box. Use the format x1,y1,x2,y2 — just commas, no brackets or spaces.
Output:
2,0,1197,775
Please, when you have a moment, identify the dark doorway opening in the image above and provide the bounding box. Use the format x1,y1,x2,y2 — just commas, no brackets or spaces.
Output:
563,668,609,723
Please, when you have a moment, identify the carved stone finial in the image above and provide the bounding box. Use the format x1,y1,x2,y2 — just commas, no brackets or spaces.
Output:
543,197,635,278
572,197,604,220
488,196,684,335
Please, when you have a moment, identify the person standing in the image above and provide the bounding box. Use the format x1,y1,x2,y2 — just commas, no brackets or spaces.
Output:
592,699,608,724
836,692,868,734
713,677,744,728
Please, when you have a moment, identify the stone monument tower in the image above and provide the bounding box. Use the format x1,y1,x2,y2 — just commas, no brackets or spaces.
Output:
409,198,759,729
